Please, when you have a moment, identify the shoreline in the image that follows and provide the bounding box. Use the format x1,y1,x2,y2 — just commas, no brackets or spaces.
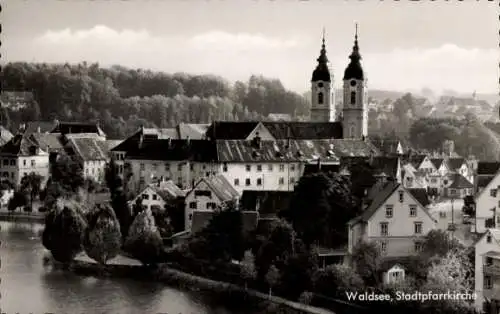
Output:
0,212,45,224
68,258,335,314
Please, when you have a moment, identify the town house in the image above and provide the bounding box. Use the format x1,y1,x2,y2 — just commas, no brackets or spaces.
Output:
475,164,500,233
348,181,437,258
62,134,109,183
474,229,500,312
131,179,185,212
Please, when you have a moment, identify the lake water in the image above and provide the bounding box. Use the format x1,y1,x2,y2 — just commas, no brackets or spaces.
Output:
0,221,264,314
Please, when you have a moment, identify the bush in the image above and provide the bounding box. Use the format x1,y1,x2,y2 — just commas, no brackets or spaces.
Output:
38,206,48,213
83,204,122,265
23,206,33,212
124,208,163,266
42,200,87,264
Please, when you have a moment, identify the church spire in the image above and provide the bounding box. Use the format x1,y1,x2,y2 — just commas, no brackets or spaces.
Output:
312,28,331,82
343,23,364,80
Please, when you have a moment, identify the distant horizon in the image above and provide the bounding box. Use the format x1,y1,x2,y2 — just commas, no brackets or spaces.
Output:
3,1,498,96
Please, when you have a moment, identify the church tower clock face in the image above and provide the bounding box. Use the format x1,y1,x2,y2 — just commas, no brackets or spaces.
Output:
318,82,324,88
350,80,356,87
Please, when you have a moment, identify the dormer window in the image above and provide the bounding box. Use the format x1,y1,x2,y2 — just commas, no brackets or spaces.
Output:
318,92,324,104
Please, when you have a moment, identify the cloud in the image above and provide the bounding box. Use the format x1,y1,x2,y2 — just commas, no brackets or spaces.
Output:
7,25,498,94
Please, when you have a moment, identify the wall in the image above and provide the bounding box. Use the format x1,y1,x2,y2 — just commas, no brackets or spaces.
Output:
474,233,500,311
366,187,436,257
184,180,223,230
475,173,500,233
220,162,303,194
136,186,167,211
18,155,50,188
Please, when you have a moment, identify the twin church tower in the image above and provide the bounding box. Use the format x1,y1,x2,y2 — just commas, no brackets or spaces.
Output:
310,25,368,139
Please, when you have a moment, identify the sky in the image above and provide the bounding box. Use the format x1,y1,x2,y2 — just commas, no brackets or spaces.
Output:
3,0,499,95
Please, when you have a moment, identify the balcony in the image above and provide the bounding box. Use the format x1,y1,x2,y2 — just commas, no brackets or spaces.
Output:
484,264,500,276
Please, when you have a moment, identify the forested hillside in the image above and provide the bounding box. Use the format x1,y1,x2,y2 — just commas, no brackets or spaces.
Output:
1,62,310,139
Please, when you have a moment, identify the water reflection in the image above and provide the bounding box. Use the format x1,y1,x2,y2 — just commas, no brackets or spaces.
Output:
0,221,257,314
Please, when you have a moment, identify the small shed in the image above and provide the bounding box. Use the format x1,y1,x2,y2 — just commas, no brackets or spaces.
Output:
383,263,406,285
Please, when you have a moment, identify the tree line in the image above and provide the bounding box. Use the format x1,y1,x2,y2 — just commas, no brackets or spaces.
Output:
1,62,310,139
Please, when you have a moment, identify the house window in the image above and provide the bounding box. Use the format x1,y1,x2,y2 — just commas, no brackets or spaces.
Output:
290,177,296,184
268,164,273,171
487,235,493,243
279,177,285,185
431,178,437,183
246,165,251,172
139,176,145,185
439,211,447,218
177,164,182,171
23,160,26,166
385,205,393,218
165,163,170,171
318,92,324,104
257,165,262,172
279,164,285,172
10,159,15,166
350,91,356,105
486,257,494,266
189,213,193,221
414,242,423,253
31,160,35,167
409,205,417,217
398,191,404,203
190,164,194,171
189,202,197,209
223,163,228,172
2,159,7,166
380,222,388,236
234,179,240,186
485,276,493,289
207,202,217,210
380,241,387,254
140,163,145,170
142,194,149,200
257,178,262,186
290,164,296,171
245,178,251,186
152,163,157,171
414,222,423,234
152,194,157,201
202,164,206,170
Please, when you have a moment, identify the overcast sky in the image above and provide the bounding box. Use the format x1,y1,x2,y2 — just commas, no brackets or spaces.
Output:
3,0,498,94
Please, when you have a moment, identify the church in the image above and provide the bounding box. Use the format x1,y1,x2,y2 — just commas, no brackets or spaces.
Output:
310,25,368,140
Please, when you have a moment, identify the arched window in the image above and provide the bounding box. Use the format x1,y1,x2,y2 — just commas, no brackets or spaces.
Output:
350,91,356,105
318,92,324,104
350,125,356,138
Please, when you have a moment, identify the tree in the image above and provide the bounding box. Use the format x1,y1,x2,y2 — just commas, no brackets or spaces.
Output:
110,191,133,241
7,191,28,212
265,264,280,298
104,158,122,196
240,250,257,291
421,229,463,260
164,198,185,233
351,241,382,287
313,264,364,299
83,204,122,265
42,200,87,265
124,208,163,266
49,155,85,195
20,172,43,208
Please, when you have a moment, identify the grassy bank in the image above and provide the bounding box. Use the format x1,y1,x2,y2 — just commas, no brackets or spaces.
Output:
68,259,332,314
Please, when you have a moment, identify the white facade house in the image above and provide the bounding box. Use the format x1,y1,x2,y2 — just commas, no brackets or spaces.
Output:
474,229,500,311
64,136,109,183
131,179,185,212
0,134,50,188
348,182,437,258
184,174,240,231
475,171,500,233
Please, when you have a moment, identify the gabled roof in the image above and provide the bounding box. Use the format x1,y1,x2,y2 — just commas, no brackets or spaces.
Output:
0,126,14,146
51,121,106,137
478,176,495,189
448,173,473,189
24,121,56,135
430,158,444,169
407,188,430,207
350,182,435,225
177,123,210,140
126,139,217,162
29,133,64,153
105,140,123,151
409,155,426,168
477,162,500,175
475,229,500,247
0,134,46,156
66,138,108,161
371,156,399,179
205,122,260,140
190,174,240,202
138,180,185,202
447,157,466,170
369,138,402,155
261,122,343,140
